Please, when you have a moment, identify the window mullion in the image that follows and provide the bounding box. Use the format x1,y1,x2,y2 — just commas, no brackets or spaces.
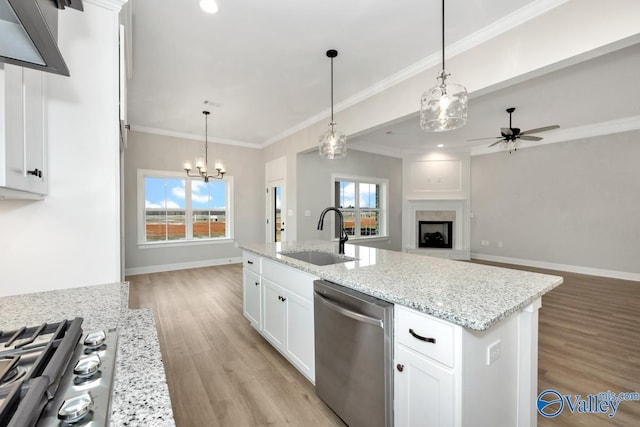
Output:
186,179,193,239
355,181,361,237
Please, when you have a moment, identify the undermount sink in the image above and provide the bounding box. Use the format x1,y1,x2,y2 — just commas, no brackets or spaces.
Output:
279,250,357,266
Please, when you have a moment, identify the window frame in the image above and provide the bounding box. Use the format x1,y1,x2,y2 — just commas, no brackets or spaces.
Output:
331,174,389,241
136,169,234,248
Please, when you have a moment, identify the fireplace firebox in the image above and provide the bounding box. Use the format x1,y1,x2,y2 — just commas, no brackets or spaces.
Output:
418,221,453,248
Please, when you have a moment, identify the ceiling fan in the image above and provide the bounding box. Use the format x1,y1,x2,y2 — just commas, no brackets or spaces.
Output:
470,107,560,153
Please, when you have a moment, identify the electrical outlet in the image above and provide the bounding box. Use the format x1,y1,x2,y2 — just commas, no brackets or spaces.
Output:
498,241,503,248
304,210,311,217
487,340,501,366
481,240,490,246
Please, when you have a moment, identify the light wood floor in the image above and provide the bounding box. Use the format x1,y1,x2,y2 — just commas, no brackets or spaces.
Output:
127,264,345,427
128,262,640,427
474,260,640,427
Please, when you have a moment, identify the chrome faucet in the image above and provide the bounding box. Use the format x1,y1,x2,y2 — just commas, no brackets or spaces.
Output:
317,207,348,254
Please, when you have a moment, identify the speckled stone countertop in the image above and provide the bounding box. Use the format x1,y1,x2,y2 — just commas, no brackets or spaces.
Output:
0,283,175,426
240,240,563,331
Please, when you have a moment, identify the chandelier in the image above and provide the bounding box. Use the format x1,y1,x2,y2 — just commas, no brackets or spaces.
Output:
183,111,225,182
319,49,347,159
420,0,468,132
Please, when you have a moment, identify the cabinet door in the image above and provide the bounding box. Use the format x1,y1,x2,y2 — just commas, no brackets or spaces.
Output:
1,64,46,197
395,346,454,427
262,278,286,349
284,289,314,382
242,268,262,330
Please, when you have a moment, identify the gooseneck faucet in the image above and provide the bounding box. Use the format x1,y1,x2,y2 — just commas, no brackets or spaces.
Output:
317,207,349,254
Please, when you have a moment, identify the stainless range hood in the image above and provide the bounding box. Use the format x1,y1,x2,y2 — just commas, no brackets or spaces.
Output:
0,0,83,76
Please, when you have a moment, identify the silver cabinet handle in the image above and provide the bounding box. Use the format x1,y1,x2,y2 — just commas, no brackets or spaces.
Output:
314,291,383,328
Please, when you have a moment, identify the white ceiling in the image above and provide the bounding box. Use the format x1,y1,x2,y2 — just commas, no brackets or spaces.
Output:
127,0,640,154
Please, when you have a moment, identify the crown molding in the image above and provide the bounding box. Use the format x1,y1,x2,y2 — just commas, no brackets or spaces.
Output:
85,0,128,12
261,0,569,148
470,115,640,156
129,125,262,149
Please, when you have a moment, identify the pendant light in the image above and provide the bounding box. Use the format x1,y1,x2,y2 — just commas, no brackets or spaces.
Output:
420,0,468,132
319,49,347,159
183,111,225,182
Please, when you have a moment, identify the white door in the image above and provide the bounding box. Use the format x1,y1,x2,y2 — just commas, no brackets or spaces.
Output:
266,178,286,242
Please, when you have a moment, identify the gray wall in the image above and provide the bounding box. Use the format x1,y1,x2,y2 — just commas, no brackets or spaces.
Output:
124,131,263,273
470,130,640,274
296,149,403,251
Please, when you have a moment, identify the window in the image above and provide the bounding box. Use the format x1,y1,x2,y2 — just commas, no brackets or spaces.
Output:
138,170,233,245
333,175,388,239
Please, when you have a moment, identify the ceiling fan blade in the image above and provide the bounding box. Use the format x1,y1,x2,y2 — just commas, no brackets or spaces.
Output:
501,127,514,136
520,125,559,135
468,136,501,141
519,135,543,141
488,139,505,147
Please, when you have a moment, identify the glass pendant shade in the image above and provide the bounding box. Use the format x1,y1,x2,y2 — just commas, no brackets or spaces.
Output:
420,71,468,132
319,125,347,159
319,49,346,159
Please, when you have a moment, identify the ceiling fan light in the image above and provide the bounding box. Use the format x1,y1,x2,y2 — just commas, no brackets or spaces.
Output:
420,77,468,132
319,126,347,159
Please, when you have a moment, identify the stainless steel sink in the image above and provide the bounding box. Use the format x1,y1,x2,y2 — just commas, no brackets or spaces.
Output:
279,250,357,266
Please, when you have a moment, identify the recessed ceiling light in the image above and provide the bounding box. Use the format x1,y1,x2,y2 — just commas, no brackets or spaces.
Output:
200,0,219,14
437,144,444,148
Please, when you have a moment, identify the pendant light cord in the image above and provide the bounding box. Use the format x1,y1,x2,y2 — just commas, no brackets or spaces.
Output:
330,56,334,125
204,112,209,170
441,0,445,72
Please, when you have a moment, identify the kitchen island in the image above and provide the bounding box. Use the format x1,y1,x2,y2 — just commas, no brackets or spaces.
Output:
0,283,174,426
240,240,563,427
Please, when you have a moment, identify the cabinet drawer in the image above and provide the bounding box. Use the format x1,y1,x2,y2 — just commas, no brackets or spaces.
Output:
262,258,316,300
243,252,261,274
396,306,455,367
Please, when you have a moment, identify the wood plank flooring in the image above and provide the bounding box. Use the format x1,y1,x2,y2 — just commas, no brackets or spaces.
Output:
128,262,640,426
127,264,344,427
473,260,640,427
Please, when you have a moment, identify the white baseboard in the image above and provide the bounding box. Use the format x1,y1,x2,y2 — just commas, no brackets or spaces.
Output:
471,253,640,282
125,257,242,276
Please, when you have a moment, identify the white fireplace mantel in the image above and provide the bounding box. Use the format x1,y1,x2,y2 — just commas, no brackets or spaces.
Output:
402,152,471,260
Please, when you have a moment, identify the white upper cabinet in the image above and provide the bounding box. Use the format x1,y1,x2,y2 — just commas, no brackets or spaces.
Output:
1,64,47,199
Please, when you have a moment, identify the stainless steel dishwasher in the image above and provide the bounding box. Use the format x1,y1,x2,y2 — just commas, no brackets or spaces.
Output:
313,279,393,427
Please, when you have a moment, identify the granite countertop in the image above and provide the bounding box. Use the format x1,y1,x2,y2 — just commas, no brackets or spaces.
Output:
0,283,175,426
240,240,564,331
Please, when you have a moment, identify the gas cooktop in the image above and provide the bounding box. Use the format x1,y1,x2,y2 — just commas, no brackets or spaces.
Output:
0,318,118,426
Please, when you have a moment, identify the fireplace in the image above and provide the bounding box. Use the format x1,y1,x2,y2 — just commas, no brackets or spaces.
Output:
418,221,453,248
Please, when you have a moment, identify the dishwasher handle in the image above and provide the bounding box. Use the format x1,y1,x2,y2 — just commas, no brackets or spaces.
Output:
314,291,383,328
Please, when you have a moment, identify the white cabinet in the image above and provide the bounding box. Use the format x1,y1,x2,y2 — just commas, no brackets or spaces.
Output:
283,288,314,378
261,276,314,379
241,251,317,383
395,306,456,427
262,277,286,347
0,64,47,199
242,268,262,329
394,303,540,427
395,345,454,427
261,259,316,382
